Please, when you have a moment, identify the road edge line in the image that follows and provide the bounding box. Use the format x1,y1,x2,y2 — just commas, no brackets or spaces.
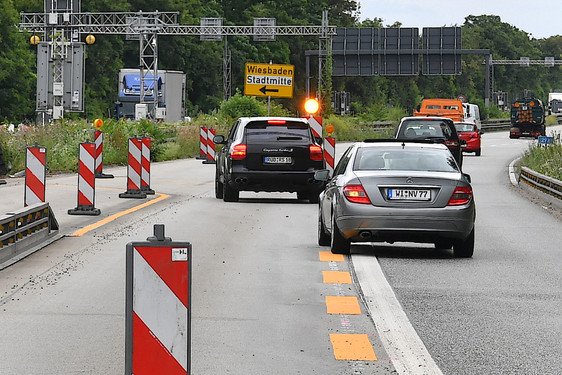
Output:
352,254,443,375
70,193,169,237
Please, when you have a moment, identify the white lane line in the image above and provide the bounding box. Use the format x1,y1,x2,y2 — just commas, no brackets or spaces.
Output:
352,254,443,375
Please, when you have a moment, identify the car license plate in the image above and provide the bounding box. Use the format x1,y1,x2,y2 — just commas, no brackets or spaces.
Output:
264,156,292,164
388,189,430,200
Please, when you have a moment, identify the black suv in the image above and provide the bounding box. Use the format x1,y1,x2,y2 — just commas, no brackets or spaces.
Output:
214,117,326,202
393,116,464,168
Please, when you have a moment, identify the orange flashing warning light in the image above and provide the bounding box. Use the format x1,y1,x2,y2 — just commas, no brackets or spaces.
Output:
304,98,320,115
94,118,103,129
325,124,335,136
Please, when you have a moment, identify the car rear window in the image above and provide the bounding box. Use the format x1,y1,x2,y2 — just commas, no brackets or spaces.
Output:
399,120,452,139
245,120,311,141
354,148,459,172
455,124,476,132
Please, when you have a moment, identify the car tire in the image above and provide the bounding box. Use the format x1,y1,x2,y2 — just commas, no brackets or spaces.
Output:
223,179,239,202
215,169,224,199
330,215,350,254
453,228,474,258
475,148,481,157
318,207,330,246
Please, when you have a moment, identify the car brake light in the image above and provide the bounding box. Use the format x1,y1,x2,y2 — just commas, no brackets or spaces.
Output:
231,144,247,160
267,119,286,124
447,186,473,206
309,145,323,161
343,184,371,204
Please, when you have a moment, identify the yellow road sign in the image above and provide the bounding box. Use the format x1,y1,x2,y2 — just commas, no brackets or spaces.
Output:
244,63,294,98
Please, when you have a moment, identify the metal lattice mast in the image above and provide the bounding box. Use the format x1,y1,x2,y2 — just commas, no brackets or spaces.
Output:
139,32,158,114
51,28,66,119
223,37,232,101
317,10,332,109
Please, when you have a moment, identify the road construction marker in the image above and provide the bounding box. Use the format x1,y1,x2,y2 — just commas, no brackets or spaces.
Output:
326,296,362,315
322,270,352,284
319,251,344,262
68,142,101,216
126,224,191,375
329,334,377,361
120,137,147,199
24,143,47,207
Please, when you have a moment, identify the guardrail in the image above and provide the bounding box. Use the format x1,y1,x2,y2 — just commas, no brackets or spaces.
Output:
0,202,60,269
519,167,562,201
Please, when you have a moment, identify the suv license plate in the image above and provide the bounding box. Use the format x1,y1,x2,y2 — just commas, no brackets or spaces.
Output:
388,189,430,200
265,156,292,164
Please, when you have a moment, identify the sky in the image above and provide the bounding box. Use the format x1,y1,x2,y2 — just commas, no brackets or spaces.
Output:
357,0,560,39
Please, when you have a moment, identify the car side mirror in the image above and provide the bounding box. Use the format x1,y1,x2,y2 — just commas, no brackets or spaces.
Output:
314,169,331,181
314,136,322,145
213,135,226,144
463,173,471,183
460,139,467,145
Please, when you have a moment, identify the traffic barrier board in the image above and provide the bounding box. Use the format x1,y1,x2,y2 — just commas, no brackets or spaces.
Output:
68,142,101,216
25,143,46,207
120,137,147,199
126,224,191,375
94,130,114,178
244,62,294,98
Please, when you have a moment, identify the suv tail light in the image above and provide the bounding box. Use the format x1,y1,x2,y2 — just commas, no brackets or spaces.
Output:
309,145,323,161
447,186,473,206
231,144,247,160
343,184,371,204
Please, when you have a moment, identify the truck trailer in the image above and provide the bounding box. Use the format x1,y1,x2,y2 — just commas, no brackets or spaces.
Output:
116,69,186,122
509,97,545,139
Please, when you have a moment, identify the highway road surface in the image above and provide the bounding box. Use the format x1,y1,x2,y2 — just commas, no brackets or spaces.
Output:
0,126,560,374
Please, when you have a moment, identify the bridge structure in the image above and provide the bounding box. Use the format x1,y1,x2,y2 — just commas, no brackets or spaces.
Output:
20,3,336,120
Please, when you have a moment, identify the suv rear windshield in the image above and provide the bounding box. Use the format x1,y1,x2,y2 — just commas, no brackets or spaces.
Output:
399,119,453,139
245,120,311,141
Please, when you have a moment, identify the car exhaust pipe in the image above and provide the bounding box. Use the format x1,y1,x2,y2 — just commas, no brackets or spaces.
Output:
235,177,248,184
359,231,372,239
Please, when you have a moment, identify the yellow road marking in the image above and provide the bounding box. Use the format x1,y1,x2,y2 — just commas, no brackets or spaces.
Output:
329,334,377,361
319,251,345,262
70,193,169,237
326,296,362,315
322,271,352,284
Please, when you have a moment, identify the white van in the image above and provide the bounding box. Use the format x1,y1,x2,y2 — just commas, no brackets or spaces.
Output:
462,103,481,130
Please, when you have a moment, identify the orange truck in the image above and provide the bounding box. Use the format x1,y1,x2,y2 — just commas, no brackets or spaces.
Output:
414,98,465,122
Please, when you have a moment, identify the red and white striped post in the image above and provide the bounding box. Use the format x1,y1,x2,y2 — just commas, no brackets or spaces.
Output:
202,128,216,164
68,141,101,216
25,142,47,207
196,126,208,160
94,130,114,179
126,224,191,375
305,115,323,139
120,137,147,199
141,136,155,195
323,136,336,177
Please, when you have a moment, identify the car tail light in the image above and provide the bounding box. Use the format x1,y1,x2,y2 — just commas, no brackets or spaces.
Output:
343,184,371,204
231,144,247,160
267,119,286,125
309,145,323,161
447,186,473,206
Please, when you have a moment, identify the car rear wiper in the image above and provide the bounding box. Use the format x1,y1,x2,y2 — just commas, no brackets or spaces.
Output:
277,136,303,140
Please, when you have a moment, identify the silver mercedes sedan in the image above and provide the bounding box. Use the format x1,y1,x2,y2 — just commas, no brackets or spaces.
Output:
316,140,476,257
